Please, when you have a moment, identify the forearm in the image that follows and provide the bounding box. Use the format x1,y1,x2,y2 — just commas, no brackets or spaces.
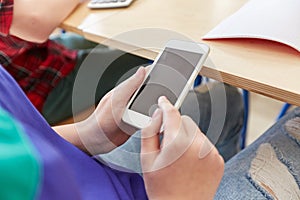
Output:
52,118,120,155
10,0,81,43
53,123,90,155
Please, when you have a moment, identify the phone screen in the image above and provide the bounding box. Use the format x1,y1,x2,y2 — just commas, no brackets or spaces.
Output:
129,47,203,116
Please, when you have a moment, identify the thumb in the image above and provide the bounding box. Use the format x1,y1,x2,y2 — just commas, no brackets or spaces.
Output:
112,67,146,106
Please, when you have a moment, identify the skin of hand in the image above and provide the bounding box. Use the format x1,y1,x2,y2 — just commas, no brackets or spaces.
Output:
70,67,147,155
141,96,224,200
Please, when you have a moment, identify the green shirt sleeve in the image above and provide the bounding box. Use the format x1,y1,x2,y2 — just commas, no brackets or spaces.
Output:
0,108,41,200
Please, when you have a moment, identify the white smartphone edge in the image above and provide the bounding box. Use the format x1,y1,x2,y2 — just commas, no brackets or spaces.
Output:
122,40,210,129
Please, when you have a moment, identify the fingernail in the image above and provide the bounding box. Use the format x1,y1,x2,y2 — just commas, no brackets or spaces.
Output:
135,67,144,78
199,137,214,159
158,96,167,104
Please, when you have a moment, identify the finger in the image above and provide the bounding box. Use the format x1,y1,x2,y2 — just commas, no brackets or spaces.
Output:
141,109,163,154
158,96,181,146
181,115,200,137
112,66,146,106
141,109,163,172
179,115,201,151
181,116,214,159
145,64,153,73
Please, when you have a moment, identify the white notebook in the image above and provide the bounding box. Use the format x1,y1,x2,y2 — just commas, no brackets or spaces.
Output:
203,0,300,52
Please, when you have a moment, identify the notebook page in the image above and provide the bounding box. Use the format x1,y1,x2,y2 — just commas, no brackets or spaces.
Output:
203,0,300,52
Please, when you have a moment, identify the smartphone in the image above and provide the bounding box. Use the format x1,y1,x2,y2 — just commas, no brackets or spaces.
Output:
122,40,210,129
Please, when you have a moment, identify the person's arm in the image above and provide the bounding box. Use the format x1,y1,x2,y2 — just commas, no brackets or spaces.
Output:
53,123,90,154
53,67,146,155
141,96,224,200
10,0,81,43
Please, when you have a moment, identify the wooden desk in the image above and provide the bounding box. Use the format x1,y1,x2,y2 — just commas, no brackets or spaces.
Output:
60,2,122,35
62,0,300,106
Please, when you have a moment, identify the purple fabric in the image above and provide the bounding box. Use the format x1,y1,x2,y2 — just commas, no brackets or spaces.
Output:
0,65,147,200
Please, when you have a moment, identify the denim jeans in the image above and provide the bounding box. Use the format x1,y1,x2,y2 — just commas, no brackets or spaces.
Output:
215,107,300,200
98,82,244,173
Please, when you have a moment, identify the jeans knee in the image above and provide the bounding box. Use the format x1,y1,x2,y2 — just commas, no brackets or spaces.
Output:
247,143,300,199
285,117,300,145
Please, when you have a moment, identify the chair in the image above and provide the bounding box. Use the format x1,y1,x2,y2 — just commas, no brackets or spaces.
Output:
276,103,291,121
240,90,249,150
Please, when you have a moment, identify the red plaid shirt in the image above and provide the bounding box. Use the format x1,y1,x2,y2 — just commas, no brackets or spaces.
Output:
0,0,77,111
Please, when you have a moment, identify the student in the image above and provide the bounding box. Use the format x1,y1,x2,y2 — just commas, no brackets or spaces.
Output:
0,0,150,125
0,65,223,199
2,63,299,200
0,0,243,161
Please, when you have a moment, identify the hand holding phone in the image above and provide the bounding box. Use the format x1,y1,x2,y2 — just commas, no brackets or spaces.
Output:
122,40,210,129
141,96,223,200
78,67,146,155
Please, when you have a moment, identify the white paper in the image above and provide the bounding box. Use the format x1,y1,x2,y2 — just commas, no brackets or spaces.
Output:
203,0,300,52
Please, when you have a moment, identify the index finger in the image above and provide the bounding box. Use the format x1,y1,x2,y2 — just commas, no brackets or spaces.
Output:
158,96,182,146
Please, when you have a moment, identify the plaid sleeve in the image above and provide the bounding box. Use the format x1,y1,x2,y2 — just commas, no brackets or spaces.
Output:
0,0,14,35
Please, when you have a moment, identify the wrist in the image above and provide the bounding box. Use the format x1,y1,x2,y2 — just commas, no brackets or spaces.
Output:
76,116,118,155
53,123,91,155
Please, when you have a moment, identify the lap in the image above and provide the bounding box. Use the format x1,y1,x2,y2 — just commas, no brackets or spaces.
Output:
215,107,300,200
98,82,244,173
